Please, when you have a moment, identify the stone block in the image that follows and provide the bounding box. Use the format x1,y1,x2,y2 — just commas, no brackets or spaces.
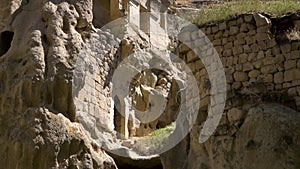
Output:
263,57,276,65
257,51,265,59
244,14,254,23
239,53,248,64
229,26,239,35
226,57,233,67
212,26,219,33
234,71,249,82
247,23,256,31
253,60,262,69
237,17,244,25
245,36,255,45
274,72,284,84
291,79,300,87
261,65,277,74
240,23,248,32
256,33,270,41
212,39,222,46
284,68,300,82
223,49,233,57
254,13,271,26
248,70,260,78
258,41,268,50
228,35,235,42
250,44,259,53
275,54,285,63
283,83,291,88
290,50,300,59
257,25,270,33
247,30,256,36
248,53,257,61
219,21,227,30
264,74,273,83
244,45,252,53
272,45,281,55
237,33,247,39
236,64,243,71
223,30,229,37
224,42,233,49
214,31,223,39
204,27,211,34
226,74,234,83
288,87,297,96
234,39,246,46
232,81,242,89
232,46,244,56
228,20,237,27
284,60,297,70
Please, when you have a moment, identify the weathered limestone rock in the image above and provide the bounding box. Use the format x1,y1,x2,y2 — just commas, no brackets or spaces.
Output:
233,104,300,169
0,0,21,31
227,108,245,123
0,1,117,168
162,104,300,169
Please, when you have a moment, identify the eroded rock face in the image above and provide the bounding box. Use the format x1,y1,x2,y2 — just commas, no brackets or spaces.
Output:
183,104,300,169
0,1,117,168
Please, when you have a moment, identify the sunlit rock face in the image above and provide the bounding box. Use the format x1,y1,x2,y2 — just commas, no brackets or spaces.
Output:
0,1,116,168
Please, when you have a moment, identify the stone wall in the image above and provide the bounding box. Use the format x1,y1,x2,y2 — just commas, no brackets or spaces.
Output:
178,12,300,118
163,11,300,169
76,10,300,158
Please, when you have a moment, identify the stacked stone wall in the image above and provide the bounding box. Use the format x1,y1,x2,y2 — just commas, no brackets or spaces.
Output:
177,12,300,133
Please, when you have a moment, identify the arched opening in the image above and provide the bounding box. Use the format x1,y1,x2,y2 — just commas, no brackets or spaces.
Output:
0,31,14,57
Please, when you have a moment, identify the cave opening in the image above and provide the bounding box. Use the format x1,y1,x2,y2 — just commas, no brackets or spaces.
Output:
0,31,14,57
108,152,164,169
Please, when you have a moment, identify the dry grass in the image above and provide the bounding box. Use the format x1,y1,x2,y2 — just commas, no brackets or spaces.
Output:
181,0,300,24
132,122,176,155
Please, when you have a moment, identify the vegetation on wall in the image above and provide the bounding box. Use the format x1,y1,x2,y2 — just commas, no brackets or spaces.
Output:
182,0,300,24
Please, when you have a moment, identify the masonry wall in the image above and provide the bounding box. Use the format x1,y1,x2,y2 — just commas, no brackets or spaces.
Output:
76,10,300,143
178,12,300,130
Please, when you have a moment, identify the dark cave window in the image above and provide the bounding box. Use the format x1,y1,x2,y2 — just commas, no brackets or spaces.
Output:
0,31,14,57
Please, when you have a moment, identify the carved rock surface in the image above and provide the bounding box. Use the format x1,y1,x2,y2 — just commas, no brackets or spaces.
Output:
0,1,117,168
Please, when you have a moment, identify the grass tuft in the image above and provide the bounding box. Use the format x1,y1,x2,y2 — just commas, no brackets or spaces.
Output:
132,122,176,155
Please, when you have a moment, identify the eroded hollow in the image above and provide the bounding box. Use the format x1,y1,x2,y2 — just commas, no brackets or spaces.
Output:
109,153,163,169
0,31,14,56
